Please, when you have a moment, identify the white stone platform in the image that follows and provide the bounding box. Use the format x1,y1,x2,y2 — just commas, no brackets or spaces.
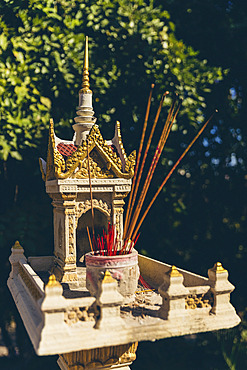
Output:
7,244,240,356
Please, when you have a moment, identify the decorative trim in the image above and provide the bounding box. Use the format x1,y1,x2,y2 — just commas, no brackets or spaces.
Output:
76,199,111,221
61,271,78,283
18,264,43,301
68,215,75,255
185,293,212,309
114,208,123,237
112,120,128,170
39,158,46,181
64,306,95,325
125,149,136,175
61,342,138,368
46,124,135,180
70,152,114,179
46,119,65,181
62,193,77,201
65,256,76,263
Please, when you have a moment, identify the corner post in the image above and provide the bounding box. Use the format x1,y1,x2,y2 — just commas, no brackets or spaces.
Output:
95,271,124,330
9,241,26,278
158,265,189,320
51,193,78,283
208,262,236,315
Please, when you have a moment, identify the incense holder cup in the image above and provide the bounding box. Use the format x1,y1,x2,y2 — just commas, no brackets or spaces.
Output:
85,250,140,304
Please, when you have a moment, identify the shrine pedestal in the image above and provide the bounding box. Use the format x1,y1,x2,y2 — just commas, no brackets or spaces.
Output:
57,343,138,370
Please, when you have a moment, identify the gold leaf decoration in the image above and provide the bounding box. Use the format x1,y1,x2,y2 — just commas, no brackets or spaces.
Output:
125,150,136,177
45,119,65,180
45,124,135,180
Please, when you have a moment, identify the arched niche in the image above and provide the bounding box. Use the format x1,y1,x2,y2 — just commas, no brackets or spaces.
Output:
76,209,110,264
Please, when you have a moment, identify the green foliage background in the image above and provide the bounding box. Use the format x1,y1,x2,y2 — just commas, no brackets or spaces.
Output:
0,0,247,369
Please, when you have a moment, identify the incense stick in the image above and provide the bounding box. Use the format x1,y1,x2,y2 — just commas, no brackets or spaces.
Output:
87,226,93,252
87,140,95,240
124,91,169,239
131,111,217,240
124,84,155,238
126,97,180,241
144,99,182,191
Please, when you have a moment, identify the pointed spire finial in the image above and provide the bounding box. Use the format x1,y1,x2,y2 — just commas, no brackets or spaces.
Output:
81,36,91,93
84,36,89,71
73,35,96,145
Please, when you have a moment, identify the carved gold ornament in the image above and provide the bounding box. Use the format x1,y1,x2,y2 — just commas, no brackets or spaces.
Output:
42,122,135,181
45,118,65,181
113,120,128,165
61,342,138,368
169,265,182,277
213,262,227,274
47,274,61,287
102,270,116,284
80,36,92,94
185,293,213,309
70,152,114,179
12,240,23,249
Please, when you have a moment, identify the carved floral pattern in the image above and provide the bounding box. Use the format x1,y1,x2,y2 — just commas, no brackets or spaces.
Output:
64,306,95,325
114,209,123,237
185,293,213,309
68,215,74,255
42,123,136,180
70,154,114,179
76,199,111,221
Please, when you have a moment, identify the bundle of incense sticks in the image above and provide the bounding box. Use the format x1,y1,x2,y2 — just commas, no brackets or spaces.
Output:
122,85,217,252
87,223,139,256
138,275,153,290
86,85,216,256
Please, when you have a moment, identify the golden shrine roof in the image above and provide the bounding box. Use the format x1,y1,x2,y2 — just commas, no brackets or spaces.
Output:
39,119,136,181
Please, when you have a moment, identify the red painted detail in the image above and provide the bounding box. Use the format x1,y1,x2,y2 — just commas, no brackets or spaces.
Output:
57,143,77,157
85,249,138,268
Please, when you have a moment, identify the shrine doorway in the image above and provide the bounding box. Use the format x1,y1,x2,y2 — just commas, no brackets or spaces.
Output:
76,209,109,264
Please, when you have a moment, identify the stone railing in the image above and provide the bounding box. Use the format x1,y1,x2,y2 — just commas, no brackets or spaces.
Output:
8,241,45,306
18,262,44,303
138,254,236,318
8,243,240,356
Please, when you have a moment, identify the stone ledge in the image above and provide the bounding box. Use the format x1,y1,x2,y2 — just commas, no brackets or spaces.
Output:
7,252,240,356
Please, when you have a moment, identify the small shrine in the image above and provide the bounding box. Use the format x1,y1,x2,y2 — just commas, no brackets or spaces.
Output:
39,36,135,283
7,37,240,370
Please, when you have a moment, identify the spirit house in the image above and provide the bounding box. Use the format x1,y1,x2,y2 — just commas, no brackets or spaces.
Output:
8,37,240,370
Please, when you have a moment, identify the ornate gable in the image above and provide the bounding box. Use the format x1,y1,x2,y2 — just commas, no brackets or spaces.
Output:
40,120,136,181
